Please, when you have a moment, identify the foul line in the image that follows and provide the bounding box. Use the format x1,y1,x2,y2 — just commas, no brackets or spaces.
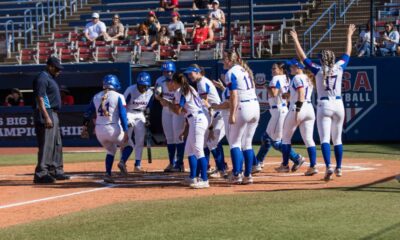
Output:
0,183,114,210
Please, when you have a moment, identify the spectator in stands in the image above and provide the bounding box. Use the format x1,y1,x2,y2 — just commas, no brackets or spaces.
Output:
168,12,186,38
144,11,161,44
192,0,210,10
208,0,225,30
192,15,214,45
83,13,108,42
356,22,377,57
171,29,187,46
60,85,74,106
159,0,179,11
156,26,171,46
134,23,150,49
3,88,24,107
107,14,125,41
378,22,399,56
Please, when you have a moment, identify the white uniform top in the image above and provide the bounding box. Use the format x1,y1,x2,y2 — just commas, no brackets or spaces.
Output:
123,84,153,112
289,74,313,104
175,86,204,117
383,30,400,49
197,76,221,105
90,90,128,131
220,88,230,117
209,9,224,20
155,75,176,102
84,21,106,39
304,54,349,98
267,74,289,106
224,64,257,101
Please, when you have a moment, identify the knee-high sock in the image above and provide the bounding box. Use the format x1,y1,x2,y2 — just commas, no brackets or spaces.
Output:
217,142,226,171
321,143,331,168
271,140,301,164
282,144,291,166
243,149,255,177
204,147,210,164
199,157,208,181
167,144,176,165
188,155,197,179
307,146,317,168
334,144,343,169
196,159,201,177
257,134,272,163
120,146,133,164
230,147,243,176
211,148,224,171
105,154,115,176
176,143,185,165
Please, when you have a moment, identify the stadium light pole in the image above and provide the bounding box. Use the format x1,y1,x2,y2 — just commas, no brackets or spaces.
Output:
250,0,255,59
370,0,374,57
226,0,232,50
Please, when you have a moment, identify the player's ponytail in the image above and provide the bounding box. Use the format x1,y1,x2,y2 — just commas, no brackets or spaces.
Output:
224,48,254,84
101,89,110,117
172,72,191,96
273,62,290,85
320,50,336,86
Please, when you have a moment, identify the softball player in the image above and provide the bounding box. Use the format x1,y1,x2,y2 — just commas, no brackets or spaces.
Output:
185,64,226,178
290,24,356,181
159,73,210,189
82,74,129,183
276,59,317,175
255,62,305,173
118,72,153,174
155,61,186,172
223,49,260,184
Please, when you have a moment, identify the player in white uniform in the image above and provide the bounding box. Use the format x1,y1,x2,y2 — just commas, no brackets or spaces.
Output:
117,72,153,174
275,59,317,175
290,24,356,181
159,73,210,189
255,62,305,173
223,49,260,184
184,64,226,178
83,74,129,183
154,61,186,172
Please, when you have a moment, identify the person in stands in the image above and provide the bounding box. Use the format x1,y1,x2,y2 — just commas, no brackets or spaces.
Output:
168,11,186,38
144,11,161,44
4,88,24,107
107,14,125,41
192,15,214,45
83,12,109,42
192,0,210,10
159,0,178,11
60,85,75,106
208,0,225,30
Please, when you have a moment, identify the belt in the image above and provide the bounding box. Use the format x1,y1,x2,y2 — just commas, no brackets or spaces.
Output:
271,103,286,109
130,109,144,112
240,98,258,103
187,111,203,118
320,96,341,100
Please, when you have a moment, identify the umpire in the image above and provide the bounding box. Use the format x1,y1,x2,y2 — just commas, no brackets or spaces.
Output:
33,57,70,184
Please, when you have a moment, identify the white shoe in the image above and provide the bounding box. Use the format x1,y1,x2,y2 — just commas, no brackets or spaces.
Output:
103,175,115,184
190,180,210,189
207,166,217,174
164,164,174,172
118,161,128,176
229,173,243,184
210,170,226,179
275,164,290,173
334,168,342,177
252,163,262,174
260,161,265,168
304,167,319,176
291,156,305,172
243,175,254,185
324,167,334,181
134,166,144,173
182,177,197,186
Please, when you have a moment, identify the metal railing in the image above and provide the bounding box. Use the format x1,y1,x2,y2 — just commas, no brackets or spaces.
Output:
35,2,45,40
5,20,15,57
46,0,57,33
23,9,34,48
339,0,359,23
58,0,68,24
303,2,336,56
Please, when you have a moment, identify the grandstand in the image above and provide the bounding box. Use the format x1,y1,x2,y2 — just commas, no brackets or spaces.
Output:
0,0,395,66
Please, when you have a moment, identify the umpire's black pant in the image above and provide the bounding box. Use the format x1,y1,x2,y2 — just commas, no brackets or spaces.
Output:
34,111,64,178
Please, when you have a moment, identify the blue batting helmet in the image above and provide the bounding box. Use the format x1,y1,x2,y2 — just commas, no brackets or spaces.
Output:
137,72,151,86
161,61,176,72
103,74,121,90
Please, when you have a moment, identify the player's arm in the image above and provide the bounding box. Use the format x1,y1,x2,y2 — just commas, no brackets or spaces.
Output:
117,97,129,143
229,90,238,124
289,30,307,61
345,24,356,56
211,101,230,110
294,77,305,112
37,96,53,128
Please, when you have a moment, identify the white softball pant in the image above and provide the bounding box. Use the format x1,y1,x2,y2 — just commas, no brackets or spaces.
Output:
228,100,260,151
185,113,209,158
95,124,126,156
266,106,288,141
282,103,316,148
317,99,345,145
162,107,185,144
127,111,146,161
205,112,225,150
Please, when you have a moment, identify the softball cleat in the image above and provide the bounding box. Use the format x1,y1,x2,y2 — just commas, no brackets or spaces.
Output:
243,175,254,185
275,164,290,173
324,167,334,181
334,168,342,177
103,175,115,184
190,180,210,189
304,167,319,176
252,163,262,174
291,156,305,172
163,163,174,172
229,173,243,184
117,161,128,176
134,166,145,173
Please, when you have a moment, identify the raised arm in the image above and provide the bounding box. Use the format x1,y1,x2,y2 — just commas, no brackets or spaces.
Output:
345,24,356,56
289,30,307,61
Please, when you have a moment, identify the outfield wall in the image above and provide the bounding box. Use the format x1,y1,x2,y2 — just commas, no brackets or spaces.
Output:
0,57,398,147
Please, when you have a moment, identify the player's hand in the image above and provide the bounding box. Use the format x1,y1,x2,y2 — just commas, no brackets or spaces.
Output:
347,24,356,36
229,114,236,124
289,30,298,40
80,126,90,139
208,129,215,141
122,132,129,144
212,79,224,90
179,132,185,141
45,117,53,128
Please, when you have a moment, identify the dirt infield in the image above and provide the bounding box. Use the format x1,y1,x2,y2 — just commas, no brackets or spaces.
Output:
1,147,400,229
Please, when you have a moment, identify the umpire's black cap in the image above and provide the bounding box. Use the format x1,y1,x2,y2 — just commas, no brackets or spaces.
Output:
46,56,64,70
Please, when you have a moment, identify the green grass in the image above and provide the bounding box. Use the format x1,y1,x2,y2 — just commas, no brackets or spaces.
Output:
1,144,400,166
1,180,399,240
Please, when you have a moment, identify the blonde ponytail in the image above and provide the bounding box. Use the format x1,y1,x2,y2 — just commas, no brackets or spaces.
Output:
101,89,110,117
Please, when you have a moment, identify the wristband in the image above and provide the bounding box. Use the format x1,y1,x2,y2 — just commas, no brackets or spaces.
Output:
295,101,303,112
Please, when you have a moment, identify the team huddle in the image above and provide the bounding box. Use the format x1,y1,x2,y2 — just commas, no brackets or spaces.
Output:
82,24,357,189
